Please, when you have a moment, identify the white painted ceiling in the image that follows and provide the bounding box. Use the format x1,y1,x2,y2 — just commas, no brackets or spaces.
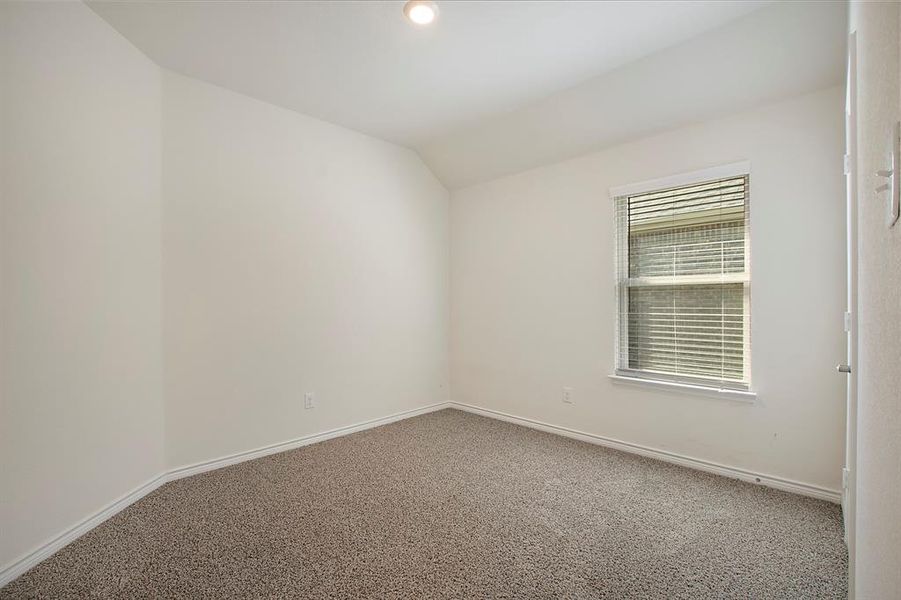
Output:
421,1,848,187
89,0,846,189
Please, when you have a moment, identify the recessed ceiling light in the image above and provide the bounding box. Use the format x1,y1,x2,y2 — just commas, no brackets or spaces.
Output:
403,0,439,26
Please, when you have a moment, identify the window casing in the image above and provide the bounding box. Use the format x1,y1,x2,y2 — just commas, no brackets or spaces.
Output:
614,173,750,391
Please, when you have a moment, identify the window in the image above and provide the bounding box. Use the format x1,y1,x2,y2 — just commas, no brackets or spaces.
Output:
614,169,750,391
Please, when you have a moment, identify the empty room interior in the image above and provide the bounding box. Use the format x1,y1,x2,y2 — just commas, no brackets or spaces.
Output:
1,0,900,598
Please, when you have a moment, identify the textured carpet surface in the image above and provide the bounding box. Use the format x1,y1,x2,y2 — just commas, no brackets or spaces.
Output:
2,409,847,599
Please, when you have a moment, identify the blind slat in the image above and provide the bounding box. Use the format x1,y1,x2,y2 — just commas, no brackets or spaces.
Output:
615,174,750,388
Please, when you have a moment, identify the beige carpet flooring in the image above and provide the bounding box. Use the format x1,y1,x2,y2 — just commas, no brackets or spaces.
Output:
2,409,847,599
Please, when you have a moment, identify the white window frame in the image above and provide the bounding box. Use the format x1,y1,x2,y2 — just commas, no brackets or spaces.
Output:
609,161,756,402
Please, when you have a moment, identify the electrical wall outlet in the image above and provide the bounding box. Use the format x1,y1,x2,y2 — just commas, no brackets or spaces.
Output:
562,387,573,404
304,392,315,410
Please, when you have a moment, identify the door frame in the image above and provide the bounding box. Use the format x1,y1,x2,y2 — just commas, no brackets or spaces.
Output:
843,28,859,597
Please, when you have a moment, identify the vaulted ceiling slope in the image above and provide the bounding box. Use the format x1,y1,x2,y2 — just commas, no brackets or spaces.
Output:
422,1,847,188
89,1,846,189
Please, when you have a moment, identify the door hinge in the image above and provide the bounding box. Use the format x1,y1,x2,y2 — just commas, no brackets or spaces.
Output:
844,154,852,175
844,311,852,332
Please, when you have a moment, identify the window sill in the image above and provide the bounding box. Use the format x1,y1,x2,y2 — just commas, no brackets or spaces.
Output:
608,374,757,403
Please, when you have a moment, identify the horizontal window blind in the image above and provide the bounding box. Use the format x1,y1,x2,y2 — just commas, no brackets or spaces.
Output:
615,175,750,390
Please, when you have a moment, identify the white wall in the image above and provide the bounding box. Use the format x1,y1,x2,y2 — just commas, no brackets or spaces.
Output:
451,86,847,493
0,2,449,576
162,72,449,469
0,0,852,586
849,2,901,596
0,1,164,569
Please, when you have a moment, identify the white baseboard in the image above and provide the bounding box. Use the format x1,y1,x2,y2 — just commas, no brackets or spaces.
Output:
2,399,839,588
448,401,842,504
0,473,168,588
166,401,450,482
0,401,451,589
